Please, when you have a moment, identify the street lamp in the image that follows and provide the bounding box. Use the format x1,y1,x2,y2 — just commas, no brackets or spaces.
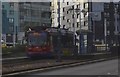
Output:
75,4,87,54
56,1,62,62
68,3,88,54
104,17,107,52
68,6,76,48
114,6,119,46
68,19,71,31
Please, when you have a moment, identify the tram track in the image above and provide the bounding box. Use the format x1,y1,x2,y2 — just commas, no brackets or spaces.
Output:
2,54,118,76
2,58,80,75
2,57,28,65
2,56,118,77
2,57,58,67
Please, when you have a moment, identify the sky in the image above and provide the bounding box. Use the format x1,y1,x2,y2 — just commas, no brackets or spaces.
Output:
0,0,120,2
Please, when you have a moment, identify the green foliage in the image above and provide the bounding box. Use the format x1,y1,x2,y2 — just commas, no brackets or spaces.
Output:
2,44,26,54
62,48,72,56
15,44,26,52
2,47,15,54
24,25,30,31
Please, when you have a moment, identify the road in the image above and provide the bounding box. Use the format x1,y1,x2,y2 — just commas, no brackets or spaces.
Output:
28,59,118,75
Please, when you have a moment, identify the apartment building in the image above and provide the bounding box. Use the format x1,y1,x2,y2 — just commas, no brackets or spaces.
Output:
2,2,51,45
2,2,19,45
51,0,92,54
51,0,120,53
51,0,84,31
83,1,120,42
19,2,51,32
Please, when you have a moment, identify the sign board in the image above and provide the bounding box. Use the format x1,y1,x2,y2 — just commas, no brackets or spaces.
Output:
2,34,6,42
91,12,101,21
18,32,25,40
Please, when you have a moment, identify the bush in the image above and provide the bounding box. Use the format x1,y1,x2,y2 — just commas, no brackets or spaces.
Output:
2,47,15,54
2,44,26,54
14,44,26,52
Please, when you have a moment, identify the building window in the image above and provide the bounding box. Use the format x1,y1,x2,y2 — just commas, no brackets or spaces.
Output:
67,19,69,22
106,21,109,26
77,22,79,28
24,9,29,16
104,3,109,8
63,8,65,12
50,2,51,6
72,23,74,27
20,26,24,32
77,14,79,18
85,21,88,26
72,14,74,18
9,2,14,8
84,21,86,26
9,10,14,15
77,5,79,8
41,11,50,18
63,25,65,28
8,18,14,23
107,30,110,35
2,10,6,15
67,11,69,14
72,5,74,9
84,3,88,8
106,13,109,17
104,12,110,17
9,26,14,32
63,16,65,20
31,10,39,17
67,2,69,5
2,5,4,8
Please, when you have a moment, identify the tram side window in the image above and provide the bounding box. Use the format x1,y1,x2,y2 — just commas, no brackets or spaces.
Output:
67,35,73,47
52,34,73,48
61,35,66,47
46,35,50,45
52,36,58,47
61,35,73,47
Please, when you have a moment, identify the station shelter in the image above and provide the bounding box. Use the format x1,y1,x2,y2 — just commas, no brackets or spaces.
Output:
76,29,93,54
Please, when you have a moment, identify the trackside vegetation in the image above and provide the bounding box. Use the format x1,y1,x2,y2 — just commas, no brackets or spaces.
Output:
2,44,26,56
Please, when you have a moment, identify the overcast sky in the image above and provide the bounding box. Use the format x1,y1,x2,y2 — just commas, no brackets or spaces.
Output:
0,0,120,2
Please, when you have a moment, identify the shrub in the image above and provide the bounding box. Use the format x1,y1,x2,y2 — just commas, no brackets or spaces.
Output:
2,44,26,54
14,44,26,52
2,47,15,54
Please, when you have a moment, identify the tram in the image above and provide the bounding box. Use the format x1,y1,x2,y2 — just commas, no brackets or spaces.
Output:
25,26,76,58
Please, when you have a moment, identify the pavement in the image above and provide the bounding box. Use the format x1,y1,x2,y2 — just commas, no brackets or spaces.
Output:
2,48,118,76
2,55,118,77
28,59,118,75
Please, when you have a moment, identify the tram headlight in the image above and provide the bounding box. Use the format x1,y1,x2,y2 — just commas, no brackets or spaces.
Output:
28,47,32,50
36,47,39,48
